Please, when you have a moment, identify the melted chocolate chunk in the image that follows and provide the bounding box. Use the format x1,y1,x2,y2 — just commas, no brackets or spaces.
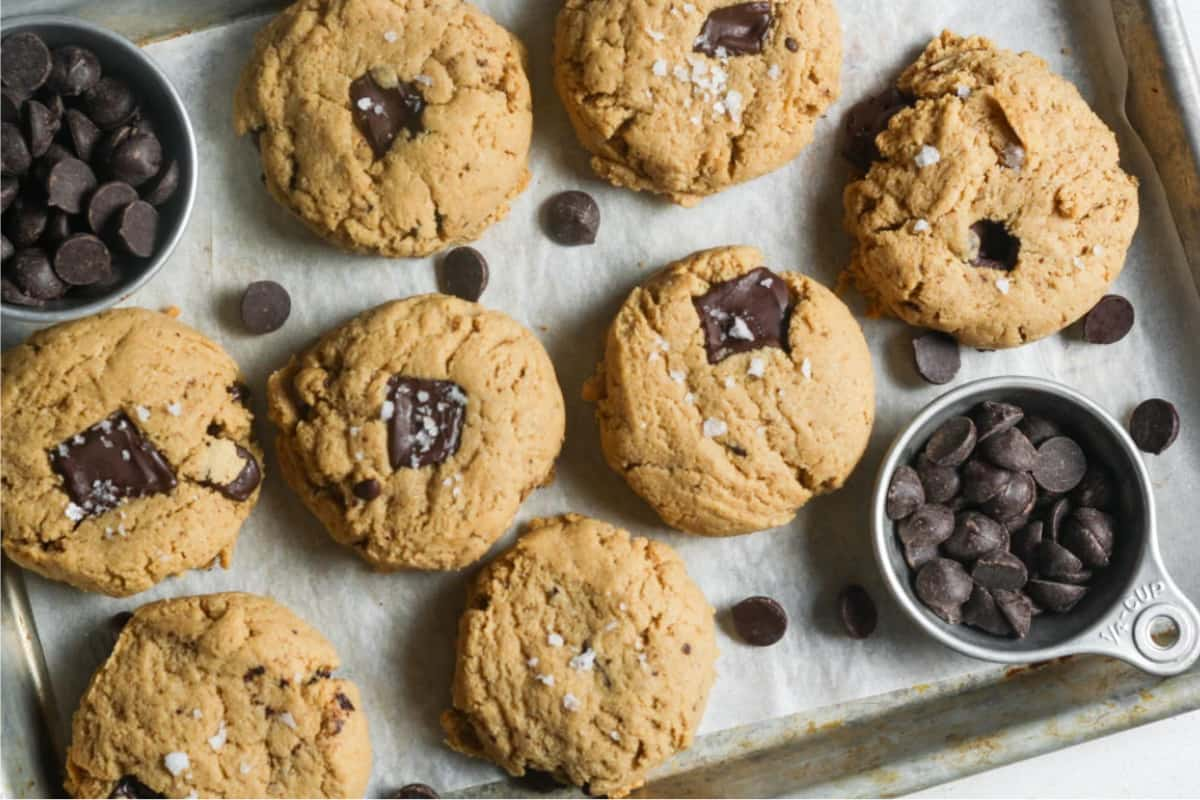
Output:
694,2,772,57
386,377,467,470
109,775,162,799
842,87,911,171
693,267,791,364
209,445,261,501
969,220,1020,270
349,73,425,159
49,410,176,518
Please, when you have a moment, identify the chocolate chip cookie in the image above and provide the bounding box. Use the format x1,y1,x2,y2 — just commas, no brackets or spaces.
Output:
584,245,875,536
233,0,533,257
64,592,371,798
554,0,841,205
266,295,565,570
1,308,262,596
441,514,716,798
843,31,1140,348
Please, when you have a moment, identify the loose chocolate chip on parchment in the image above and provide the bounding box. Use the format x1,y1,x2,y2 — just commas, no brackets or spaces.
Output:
731,595,788,646
240,280,291,334
912,331,960,385
543,189,600,246
885,464,924,520
969,220,1020,270
838,585,878,639
2,32,52,93
1129,398,1180,455
349,72,425,158
438,246,488,301
54,233,112,285
694,2,772,57
693,267,791,364
1082,294,1134,344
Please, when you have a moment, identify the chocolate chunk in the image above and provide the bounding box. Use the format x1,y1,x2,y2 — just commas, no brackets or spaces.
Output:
23,99,59,157
1025,579,1087,614
349,72,424,158
993,589,1033,638
969,220,1019,270
209,445,261,501
353,478,382,501
1017,415,1060,446
1,121,31,174
46,46,101,96
141,159,180,206
915,453,960,504
386,376,468,469
694,2,772,57
45,157,97,214
114,200,158,257
1070,467,1114,510
838,585,877,639
438,246,488,301
885,464,924,520
109,774,163,799
13,248,66,299
972,400,1023,442
979,427,1037,472
694,267,790,364
963,585,1012,636
240,280,291,334
912,331,960,385
1083,294,1134,344
49,410,177,517
785,37,799,52
1033,436,1087,493
1038,539,1085,580
543,189,600,246
972,549,1028,591
1011,521,1043,571
1129,398,1179,455
82,76,137,129
54,233,111,285
2,276,44,307
842,87,910,170
1,174,16,211
1061,508,1114,568
914,558,973,624
7,199,47,247
109,132,162,187
924,416,976,467
2,33,52,93
392,784,439,799
980,471,1036,521
731,595,788,646
943,511,1006,561
87,180,139,235
44,210,73,245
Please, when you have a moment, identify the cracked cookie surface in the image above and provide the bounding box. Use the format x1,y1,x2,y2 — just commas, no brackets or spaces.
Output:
584,246,874,536
65,592,371,798
843,31,1140,349
266,294,565,570
441,513,716,798
233,0,533,257
553,0,840,205
1,308,262,597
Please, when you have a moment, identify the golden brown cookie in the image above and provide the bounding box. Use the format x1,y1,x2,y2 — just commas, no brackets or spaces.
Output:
233,0,533,257
442,514,716,798
65,592,371,798
554,0,841,205
585,245,875,536
843,31,1140,348
1,308,262,597
266,294,565,570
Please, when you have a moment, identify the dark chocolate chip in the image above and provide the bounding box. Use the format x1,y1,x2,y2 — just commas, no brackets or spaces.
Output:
349,72,425,158
1017,415,1061,446
1000,511,1032,535
110,610,135,635
1129,398,1179,455
1025,579,1087,614
109,132,162,187
924,416,976,467
1011,521,1043,572
785,37,799,52
438,246,488,302
40,141,73,168
543,189,600,246
141,159,180,206
1082,294,1134,344
13,248,66,299
64,108,101,161
1038,539,1085,580
972,549,1028,591
114,200,158,257
94,123,133,166
54,233,111,285
46,46,101,96
1033,436,1087,493
1,174,16,211
902,535,940,571
914,558,973,624
392,784,439,799
1070,467,1114,511
109,774,163,799
7,199,47,247
514,771,565,793
353,478,382,501
838,585,877,639
23,99,59,157
978,427,1037,472
943,511,1006,561
0,87,23,123
49,410,177,517
1,233,12,262
897,503,954,554
2,33,52,93
693,267,790,364
82,76,137,129
2,276,44,306
842,87,910,171
1045,496,1071,542
971,400,1023,442
240,280,291,334
912,331,960,385
386,376,468,469
1061,507,1114,568
87,180,139,235
962,585,1012,636
45,156,97,214
44,210,73,246
885,464,924,520
1,121,32,174
209,445,261,501
969,220,1019,270
694,2,772,57
915,453,960,504
993,589,1033,639
980,471,1036,521
731,595,787,646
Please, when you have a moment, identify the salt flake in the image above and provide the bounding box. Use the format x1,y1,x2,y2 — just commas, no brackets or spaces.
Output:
652,59,668,77
569,648,597,672
767,64,781,80
995,277,1012,295
914,145,941,168
208,720,227,751
547,631,565,648
913,219,931,233
801,358,813,380
384,30,398,42
163,752,190,777
135,405,151,422
380,400,395,421
535,673,555,686
65,503,85,522
646,27,665,42
728,316,754,341
563,693,582,712
955,84,971,98
166,401,183,417
747,357,765,378
278,711,298,730
702,418,728,438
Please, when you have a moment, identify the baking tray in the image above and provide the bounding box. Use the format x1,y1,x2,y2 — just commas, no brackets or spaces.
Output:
2,0,1198,797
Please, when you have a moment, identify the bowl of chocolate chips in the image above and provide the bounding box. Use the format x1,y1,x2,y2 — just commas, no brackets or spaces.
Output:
873,376,1200,676
1,16,196,322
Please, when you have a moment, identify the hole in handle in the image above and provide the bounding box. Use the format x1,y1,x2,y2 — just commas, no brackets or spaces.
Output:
1134,603,1198,664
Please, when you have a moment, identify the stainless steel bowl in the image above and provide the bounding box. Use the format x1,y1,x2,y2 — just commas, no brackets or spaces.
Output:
872,376,1200,676
0,15,196,324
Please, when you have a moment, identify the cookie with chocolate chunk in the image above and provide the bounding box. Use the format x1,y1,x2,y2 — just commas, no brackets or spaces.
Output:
64,592,371,798
1,308,262,596
584,245,874,536
266,295,565,570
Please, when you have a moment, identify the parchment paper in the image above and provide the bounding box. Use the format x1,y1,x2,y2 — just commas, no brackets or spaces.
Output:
6,1,1200,795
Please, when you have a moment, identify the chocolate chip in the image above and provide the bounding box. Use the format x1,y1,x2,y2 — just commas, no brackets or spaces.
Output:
94,123,133,167
842,87,910,171
896,503,953,569
82,76,137,129
13,248,66,299
1038,538,1085,581
694,2,772,57
993,589,1033,638
6,199,47,247
514,770,566,793
1,234,12,262
2,33,52,93
1011,521,1043,571
209,446,261,501
943,511,1006,561
911,331,960,385
543,189,600,246
49,410,177,517
785,37,799,52
838,585,877,639
924,416,976,467
87,180,139,235
978,427,1037,472
972,400,1023,442
244,665,266,681
1032,436,1087,493
44,210,73,246
386,376,468,469
1017,415,1060,446
1045,495,1070,539
979,471,1036,520
731,595,787,646
54,233,111,285
693,267,791,364
240,280,291,334
2,276,44,307
1082,294,1134,344
1025,579,1087,614
140,159,180,206
915,454,960,504
972,549,1028,591
1129,398,1179,455
109,774,162,799
1070,467,1114,510
114,200,158,257
914,558,973,624
962,585,1011,636
1,121,31,175
109,132,162,187
885,464,924,520
46,46,101,96
438,246,488,301
958,458,1010,504
23,99,59,157
353,478,382,501
0,87,23,123
45,156,97,214
392,784,439,799
349,73,424,158
110,610,135,635
1061,508,1114,568
969,220,1019,270
1,174,16,212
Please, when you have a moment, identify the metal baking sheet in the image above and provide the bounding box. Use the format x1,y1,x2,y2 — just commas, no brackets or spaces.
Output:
3,0,1199,797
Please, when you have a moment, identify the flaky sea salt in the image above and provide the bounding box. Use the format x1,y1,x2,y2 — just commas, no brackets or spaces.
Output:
278,711,298,730
135,405,151,422
384,30,398,42
535,673,555,686
670,369,687,384
1073,256,1086,270
728,316,753,341
167,401,183,417
914,145,940,168
747,357,765,378
652,59,668,77
995,277,1012,295
610,730,621,742
684,392,695,404
767,64,781,80
1093,244,1105,256
913,219,931,233
801,358,813,380
725,89,743,124
955,84,970,98
414,74,433,86
646,27,665,41
1003,143,1025,170
208,720,227,751
192,708,202,719
527,656,539,667
65,503,85,522
702,418,728,438
356,97,373,111
547,631,564,648
163,752,190,777
562,693,582,712
240,762,252,775
380,400,395,421
569,648,597,672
